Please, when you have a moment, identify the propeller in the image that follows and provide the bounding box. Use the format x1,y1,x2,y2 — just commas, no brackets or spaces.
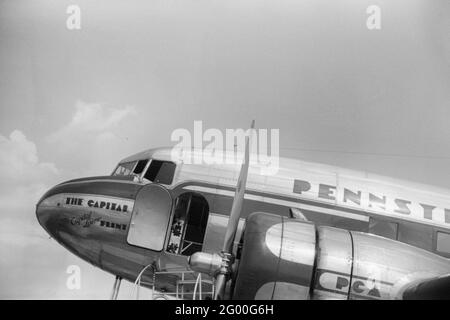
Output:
188,120,255,300
213,120,254,299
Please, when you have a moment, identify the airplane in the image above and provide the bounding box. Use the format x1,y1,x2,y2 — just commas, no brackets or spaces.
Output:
36,127,450,300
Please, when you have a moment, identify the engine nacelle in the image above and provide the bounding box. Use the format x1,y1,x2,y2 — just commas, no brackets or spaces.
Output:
232,212,450,300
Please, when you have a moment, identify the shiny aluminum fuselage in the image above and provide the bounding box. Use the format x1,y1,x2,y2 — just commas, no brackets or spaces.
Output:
36,176,230,293
36,147,450,295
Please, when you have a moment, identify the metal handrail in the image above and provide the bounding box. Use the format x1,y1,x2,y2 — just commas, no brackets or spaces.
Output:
131,267,214,300
130,263,155,300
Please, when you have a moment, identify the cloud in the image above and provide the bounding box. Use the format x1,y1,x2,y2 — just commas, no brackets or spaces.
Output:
0,130,58,182
0,102,140,299
0,128,121,299
47,100,136,143
0,130,59,210
46,100,137,176
0,129,63,299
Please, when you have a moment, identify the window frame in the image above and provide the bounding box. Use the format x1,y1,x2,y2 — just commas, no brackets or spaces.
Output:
112,161,138,177
133,159,150,175
435,231,450,256
397,221,433,251
142,159,177,185
164,193,210,257
368,217,399,240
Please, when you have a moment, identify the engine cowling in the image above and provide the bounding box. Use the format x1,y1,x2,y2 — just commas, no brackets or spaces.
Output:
232,212,450,300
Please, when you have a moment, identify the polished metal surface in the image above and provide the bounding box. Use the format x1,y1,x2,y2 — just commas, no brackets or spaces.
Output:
188,252,223,277
36,178,192,294
264,221,316,265
35,147,450,299
127,184,172,251
313,226,353,300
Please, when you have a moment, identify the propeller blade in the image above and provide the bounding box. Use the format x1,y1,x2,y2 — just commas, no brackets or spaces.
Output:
214,120,255,299
222,120,254,252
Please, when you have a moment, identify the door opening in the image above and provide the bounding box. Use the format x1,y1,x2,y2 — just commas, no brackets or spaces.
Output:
166,192,209,256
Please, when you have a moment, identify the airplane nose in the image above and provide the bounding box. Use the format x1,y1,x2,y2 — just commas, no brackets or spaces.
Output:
36,189,60,236
36,201,50,233
36,176,141,238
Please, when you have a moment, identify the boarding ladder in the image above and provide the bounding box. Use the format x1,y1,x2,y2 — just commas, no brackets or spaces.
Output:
132,267,214,300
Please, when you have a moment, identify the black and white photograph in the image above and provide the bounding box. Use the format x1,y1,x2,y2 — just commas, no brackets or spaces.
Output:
0,0,449,304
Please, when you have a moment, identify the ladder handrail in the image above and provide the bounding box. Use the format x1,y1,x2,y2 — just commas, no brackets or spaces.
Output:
132,267,214,300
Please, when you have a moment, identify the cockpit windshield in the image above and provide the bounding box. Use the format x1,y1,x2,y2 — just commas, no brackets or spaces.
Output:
112,158,175,184
112,159,150,177
113,161,136,176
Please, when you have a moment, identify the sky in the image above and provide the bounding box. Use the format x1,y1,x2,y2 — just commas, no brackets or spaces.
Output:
0,0,449,299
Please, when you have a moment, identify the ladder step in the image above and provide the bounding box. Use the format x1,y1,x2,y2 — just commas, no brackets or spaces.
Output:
177,280,214,285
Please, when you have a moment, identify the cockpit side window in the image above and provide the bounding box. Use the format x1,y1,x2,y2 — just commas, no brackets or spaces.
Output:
143,160,176,185
133,159,149,175
436,231,450,256
113,161,137,176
